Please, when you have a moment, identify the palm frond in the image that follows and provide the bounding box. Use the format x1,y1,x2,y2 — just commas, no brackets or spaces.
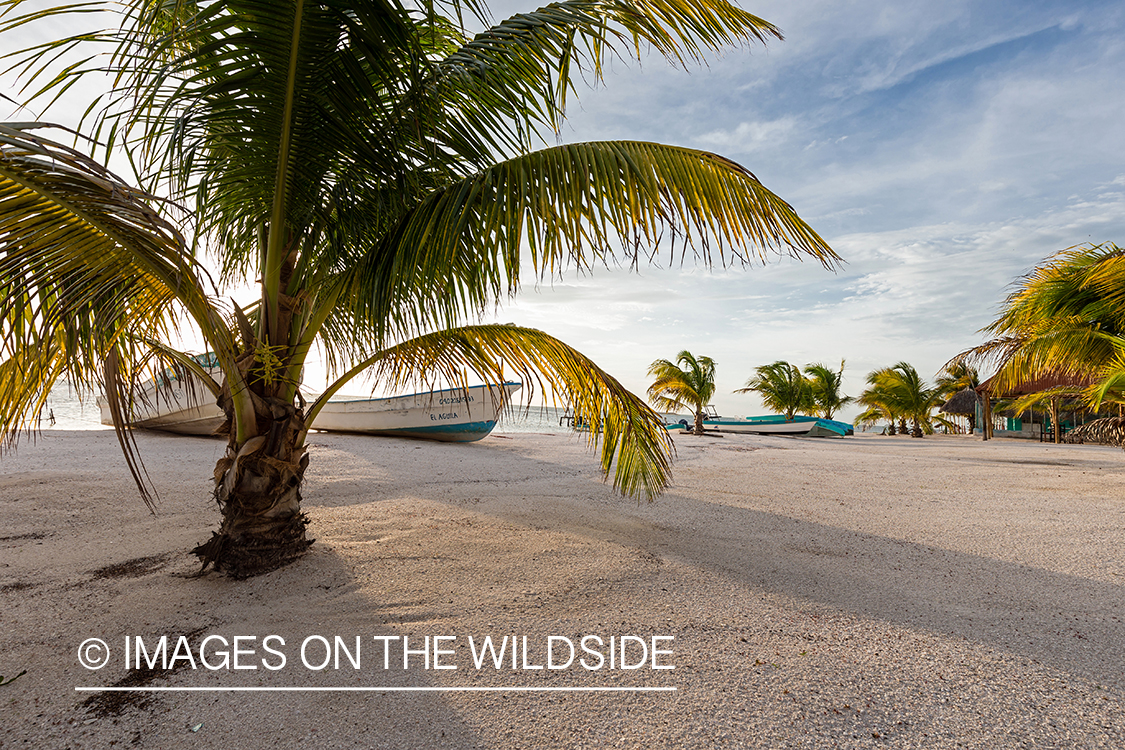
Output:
339,141,838,343
0,122,243,499
440,0,781,140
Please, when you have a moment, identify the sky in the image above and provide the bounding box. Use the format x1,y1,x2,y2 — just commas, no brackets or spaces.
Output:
5,0,1125,420
479,0,1125,418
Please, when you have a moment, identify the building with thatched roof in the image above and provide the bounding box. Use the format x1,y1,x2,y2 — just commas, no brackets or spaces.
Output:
939,388,979,434
974,372,1095,442
975,372,1094,397
940,388,979,414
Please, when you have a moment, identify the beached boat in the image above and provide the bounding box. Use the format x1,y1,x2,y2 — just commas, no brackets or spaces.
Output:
309,382,521,442
99,354,521,442
666,413,853,438
96,354,226,436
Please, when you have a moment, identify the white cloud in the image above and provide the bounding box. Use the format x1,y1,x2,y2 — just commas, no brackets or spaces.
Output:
695,116,798,152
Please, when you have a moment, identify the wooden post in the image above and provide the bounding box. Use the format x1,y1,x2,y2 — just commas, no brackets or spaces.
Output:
1050,397,1060,444
983,392,992,440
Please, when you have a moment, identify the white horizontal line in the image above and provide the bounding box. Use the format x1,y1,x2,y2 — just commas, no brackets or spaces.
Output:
75,686,676,693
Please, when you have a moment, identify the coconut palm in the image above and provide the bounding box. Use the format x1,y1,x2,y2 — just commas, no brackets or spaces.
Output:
861,363,946,437
736,360,811,420
935,361,980,433
935,362,980,397
854,379,899,435
647,351,717,435
0,0,837,576
803,360,850,419
957,243,1125,404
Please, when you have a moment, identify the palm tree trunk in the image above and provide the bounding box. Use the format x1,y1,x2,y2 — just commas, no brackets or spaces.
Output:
911,418,923,438
193,395,312,577
694,409,706,435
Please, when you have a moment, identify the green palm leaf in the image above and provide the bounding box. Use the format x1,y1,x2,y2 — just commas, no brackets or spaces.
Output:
341,141,838,342
0,122,243,501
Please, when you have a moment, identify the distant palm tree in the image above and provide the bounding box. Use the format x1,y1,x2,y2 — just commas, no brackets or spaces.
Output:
737,361,811,420
861,363,946,437
935,362,980,397
935,362,980,432
648,352,717,435
854,377,899,434
804,360,851,419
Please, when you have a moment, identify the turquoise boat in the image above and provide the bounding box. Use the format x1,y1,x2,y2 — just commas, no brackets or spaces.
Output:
666,413,853,438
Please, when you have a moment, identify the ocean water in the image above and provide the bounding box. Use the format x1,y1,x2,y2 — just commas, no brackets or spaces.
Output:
23,382,107,431
494,406,573,434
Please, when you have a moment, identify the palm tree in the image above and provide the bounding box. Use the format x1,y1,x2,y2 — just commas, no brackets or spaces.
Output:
958,243,1125,402
0,0,837,577
854,377,899,434
647,351,717,435
935,362,980,396
803,360,851,419
934,361,980,432
861,363,944,437
736,360,811,420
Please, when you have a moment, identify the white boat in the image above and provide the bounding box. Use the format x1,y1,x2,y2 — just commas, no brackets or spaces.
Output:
310,382,521,442
100,355,521,443
97,356,225,436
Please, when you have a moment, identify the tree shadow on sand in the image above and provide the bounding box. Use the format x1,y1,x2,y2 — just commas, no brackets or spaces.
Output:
306,434,1125,692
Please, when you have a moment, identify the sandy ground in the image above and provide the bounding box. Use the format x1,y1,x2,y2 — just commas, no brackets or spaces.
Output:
1,428,1123,749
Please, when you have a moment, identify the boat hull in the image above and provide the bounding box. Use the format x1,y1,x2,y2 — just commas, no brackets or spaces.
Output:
311,383,521,442
97,367,225,436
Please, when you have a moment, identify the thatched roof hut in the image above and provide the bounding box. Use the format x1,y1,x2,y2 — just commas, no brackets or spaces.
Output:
974,371,1093,442
975,372,1093,397
940,388,979,415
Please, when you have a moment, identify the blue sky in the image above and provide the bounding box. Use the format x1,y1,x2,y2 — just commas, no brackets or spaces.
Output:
5,0,1125,419
483,0,1125,417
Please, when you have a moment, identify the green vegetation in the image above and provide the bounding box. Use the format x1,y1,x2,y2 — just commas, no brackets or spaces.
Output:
736,360,812,420
735,359,850,420
647,351,717,435
0,0,837,576
803,360,852,419
855,362,949,437
959,242,1125,411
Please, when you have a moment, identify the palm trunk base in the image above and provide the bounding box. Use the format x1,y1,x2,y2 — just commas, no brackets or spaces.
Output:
192,512,312,579
195,406,313,577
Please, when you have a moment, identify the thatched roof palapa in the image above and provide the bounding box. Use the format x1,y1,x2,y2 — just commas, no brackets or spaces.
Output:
975,372,1094,398
940,388,980,415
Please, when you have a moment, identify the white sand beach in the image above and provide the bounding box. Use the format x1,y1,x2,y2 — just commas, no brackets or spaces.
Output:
2,429,1123,748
